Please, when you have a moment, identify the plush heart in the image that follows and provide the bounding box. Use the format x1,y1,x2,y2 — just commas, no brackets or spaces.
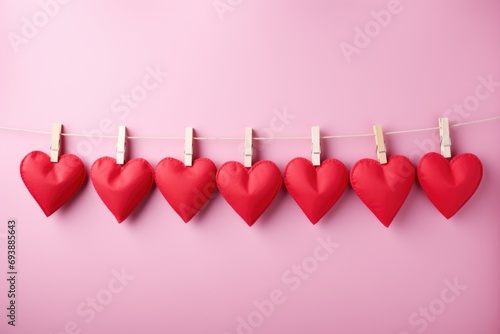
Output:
216,161,282,226
417,152,482,219
90,157,155,223
20,151,86,217
284,157,349,224
155,158,217,222
350,156,415,227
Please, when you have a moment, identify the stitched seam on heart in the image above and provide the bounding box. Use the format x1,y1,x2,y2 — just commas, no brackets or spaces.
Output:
417,153,449,215
91,157,155,184
70,158,87,206
351,164,377,209
417,152,438,171
20,152,45,203
215,161,237,201
248,161,282,223
284,158,348,194
242,161,282,201
450,153,483,182
156,157,216,182
157,157,214,168
350,158,382,206
284,157,315,193
20,151,52,200
155,157,184,186
418,153,482,190
90,157,155,194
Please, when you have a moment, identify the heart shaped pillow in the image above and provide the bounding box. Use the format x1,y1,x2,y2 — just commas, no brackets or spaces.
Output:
216,161,282,226
417,152,482,219
90,157,155,223
284,157,349,224
350,156,415,227
156,158,217,222
20,151,86,217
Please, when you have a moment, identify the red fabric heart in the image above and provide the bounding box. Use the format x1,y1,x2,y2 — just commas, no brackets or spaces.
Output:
350,156,415,227
20,151,86,217
284,158,349,224
90,157,155,223
216,161,282,226
155,158,217,222
417,152,482,219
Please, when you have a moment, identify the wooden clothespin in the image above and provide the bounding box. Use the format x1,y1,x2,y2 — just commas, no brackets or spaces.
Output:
373,125,387,164
184,127,194,167
439,117,451,158
244,127,253,167
311,126,321,166
50,123,62,163
116,126,127,165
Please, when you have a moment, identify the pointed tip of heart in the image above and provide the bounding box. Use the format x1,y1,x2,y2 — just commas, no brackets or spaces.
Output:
43,210,54,218
244,220,256,227
114,212,133,223
441,211,455,220
305,212,328,225
308,217,320,225
374,214,394,227
176,209,201,223
378,216,394,228
236,211,259,226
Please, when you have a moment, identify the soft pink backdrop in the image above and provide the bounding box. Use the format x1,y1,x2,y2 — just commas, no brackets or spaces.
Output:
1,0,500,333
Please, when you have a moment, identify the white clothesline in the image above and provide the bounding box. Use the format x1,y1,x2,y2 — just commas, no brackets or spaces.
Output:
0,115,499,141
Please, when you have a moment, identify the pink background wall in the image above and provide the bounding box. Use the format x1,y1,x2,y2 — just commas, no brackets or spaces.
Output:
1,0,500,333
